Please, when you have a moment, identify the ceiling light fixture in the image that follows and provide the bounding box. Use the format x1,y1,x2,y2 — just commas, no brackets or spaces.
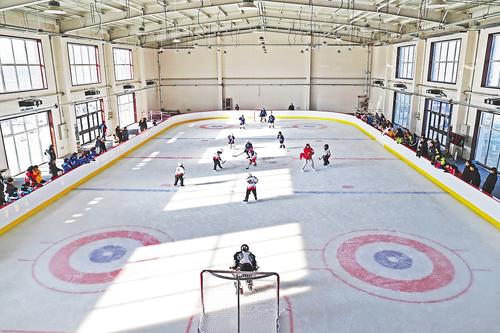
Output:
427,0,447,9
172,38,181,43
45,1,66,14
239,0,258,11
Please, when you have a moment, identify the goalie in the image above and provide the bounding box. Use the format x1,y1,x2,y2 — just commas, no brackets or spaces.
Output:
231,244,258,293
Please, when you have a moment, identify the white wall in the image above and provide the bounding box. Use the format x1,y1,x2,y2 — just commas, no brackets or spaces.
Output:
160,32,369,113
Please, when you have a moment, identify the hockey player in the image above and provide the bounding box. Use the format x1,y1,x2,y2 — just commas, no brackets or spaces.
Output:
246,149,257,169
277,131,285,149
244,141,254,157
231,244,258,293
174,162,185,186
300,143,316,172
213,149,224,171
259,108,267,123
319,144,331,167
227,133,235,149
239,115,246,129
267,112,275,128
243,173,258,202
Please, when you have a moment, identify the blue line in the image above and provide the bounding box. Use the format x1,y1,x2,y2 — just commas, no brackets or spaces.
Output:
74,187,444,195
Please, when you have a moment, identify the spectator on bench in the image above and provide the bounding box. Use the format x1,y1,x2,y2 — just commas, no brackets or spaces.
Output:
482,167,498,196
49,160,63,180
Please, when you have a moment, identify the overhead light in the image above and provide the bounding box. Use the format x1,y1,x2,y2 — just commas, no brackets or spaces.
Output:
373,80,384,87
239,0,258,11
394,83,407,90
427,0,447,9
426,88,447,97
172,38,181,43
484,98,500,106
138,25,146,34
44,1,66,14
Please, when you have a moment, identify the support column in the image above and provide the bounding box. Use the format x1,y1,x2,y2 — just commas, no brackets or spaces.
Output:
103,44,118,130
304,35,312,111
217,47,223,110
49,36,76,155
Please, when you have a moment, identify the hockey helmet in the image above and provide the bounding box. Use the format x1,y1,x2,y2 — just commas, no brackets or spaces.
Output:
241,244,249,252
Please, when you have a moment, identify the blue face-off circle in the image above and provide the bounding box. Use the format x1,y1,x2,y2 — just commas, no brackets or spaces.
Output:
374,250,413,269
89,245,127,263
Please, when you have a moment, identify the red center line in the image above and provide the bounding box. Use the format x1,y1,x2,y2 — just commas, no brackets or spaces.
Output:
126,156,397,160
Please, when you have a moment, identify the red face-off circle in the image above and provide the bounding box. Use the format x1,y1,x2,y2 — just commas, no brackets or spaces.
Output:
49,231,160,284
337,234,454,292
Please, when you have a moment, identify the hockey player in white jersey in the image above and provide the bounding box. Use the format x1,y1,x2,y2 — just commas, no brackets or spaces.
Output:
231,244,258,293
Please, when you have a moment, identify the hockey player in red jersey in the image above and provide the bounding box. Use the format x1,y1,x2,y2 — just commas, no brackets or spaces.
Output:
300,143,316,172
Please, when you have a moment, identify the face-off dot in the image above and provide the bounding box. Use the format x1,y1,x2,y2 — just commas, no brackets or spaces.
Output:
89,245,127,263
374,250,413,270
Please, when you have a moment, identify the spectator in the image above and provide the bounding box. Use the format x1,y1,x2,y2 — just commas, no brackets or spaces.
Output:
69,153,80,168
288,103,295,110
469,165,481,187
461,160,472,183
32,165,45,184
99,121,107,137
122,127,129,141
49,160,63,180
44,144,56,162
0,178,5,206
153,119,158,126
416,139,428,158
114,126,122,143
25,166,40,188
62,158,72,173
5,177,19,201
235,104,240,111
89,147,98,159
95,136,107,154
139,118,148,132
482,167,498,195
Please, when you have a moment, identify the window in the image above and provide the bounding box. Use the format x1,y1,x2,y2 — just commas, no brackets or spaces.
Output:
68,43,101,86
482,34,500,89
428,39,461,84
0,36,47,93
74,100,104,145
423,99,453,150
392,92,412,128
117,93,136,126
0,112,53,175
113,48,133,81
474,111,500,169
396,45,415,80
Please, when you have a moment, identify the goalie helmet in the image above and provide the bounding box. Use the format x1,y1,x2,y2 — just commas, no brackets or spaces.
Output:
241,244,249,252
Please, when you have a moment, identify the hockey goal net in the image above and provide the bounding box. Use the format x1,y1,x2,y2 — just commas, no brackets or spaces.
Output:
198,269,280,333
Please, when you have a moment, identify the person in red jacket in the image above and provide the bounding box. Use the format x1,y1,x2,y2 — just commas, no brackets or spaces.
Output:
300,143,316,172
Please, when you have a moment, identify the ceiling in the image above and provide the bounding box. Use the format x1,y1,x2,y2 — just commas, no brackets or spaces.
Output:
0,0,499,47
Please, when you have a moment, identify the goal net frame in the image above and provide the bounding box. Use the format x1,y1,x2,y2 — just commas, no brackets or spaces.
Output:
198,269,280,333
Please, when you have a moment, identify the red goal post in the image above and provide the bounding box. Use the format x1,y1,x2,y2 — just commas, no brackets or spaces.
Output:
198,269,280,333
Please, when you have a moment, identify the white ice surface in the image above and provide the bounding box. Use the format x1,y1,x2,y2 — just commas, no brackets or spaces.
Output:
0,119,499,333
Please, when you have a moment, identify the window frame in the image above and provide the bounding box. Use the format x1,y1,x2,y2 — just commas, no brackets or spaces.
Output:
113,48,134,82
481,33,500,89
392,92,412,128
74,99,104,145
422,98,454,150
396,45,416,80
0,35,48,94
427,38,461,85
67,43,101,87
472,110,500,169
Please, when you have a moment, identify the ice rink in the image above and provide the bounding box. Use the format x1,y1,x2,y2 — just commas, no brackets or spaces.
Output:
1,118,499,333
